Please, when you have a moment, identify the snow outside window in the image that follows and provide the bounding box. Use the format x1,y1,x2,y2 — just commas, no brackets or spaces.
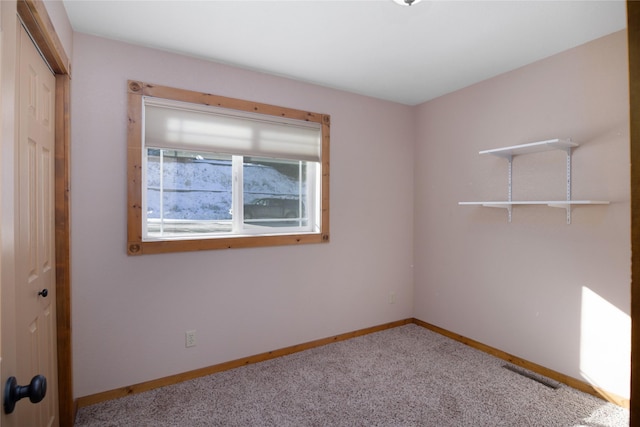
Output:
143,151,317,239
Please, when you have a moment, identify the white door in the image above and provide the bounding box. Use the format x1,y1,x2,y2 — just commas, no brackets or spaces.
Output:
1,23,58,427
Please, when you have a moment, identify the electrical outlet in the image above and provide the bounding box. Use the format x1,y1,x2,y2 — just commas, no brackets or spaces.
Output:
389,291,396,304
185,330,196,348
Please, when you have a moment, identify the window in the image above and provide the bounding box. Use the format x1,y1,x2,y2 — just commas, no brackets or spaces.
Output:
127,81,330,254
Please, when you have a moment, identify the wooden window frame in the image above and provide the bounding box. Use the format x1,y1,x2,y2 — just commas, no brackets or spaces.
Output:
127,81,330,255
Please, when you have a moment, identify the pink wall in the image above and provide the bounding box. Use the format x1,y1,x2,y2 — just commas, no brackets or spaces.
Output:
70,34,415,397
413,30,630,398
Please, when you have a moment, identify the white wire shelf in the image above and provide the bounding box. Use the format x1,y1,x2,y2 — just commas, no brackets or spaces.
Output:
478,138,578,158
460,138,609,223
458,200,610,208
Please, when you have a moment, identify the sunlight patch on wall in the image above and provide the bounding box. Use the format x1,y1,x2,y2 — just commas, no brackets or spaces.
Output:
580,286,630,399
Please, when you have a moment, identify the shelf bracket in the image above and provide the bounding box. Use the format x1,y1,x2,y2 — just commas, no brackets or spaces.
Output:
565,145,573,224
507,155,513,222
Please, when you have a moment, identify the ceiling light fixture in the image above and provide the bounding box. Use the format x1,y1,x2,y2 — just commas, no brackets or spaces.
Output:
392,0,422,5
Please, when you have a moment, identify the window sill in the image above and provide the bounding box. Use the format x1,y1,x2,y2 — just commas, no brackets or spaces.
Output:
128,232,329,255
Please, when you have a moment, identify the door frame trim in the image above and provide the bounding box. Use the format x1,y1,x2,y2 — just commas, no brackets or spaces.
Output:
16,0,73,425
628,0,639,422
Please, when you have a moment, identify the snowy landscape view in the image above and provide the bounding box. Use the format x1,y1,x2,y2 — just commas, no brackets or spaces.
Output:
146,156,306,222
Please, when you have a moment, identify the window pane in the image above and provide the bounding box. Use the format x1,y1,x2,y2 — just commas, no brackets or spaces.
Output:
145,149,233,238
243,157,308,228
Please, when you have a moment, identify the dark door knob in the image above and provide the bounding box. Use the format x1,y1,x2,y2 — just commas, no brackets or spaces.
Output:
3,375,47,414
37,289,48,297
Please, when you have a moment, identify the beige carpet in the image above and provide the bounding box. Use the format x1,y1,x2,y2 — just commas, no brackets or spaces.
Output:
74,324,629,426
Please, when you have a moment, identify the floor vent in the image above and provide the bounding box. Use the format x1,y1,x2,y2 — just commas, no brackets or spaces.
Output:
502,365,561,389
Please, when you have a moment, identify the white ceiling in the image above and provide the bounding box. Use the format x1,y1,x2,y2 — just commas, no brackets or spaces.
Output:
62,0,627,105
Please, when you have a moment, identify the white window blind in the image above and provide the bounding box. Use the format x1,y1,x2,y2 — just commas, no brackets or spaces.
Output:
144,98,322,162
